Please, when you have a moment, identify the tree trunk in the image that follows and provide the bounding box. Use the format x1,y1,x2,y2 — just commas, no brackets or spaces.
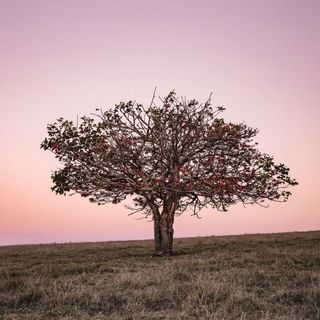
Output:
160,214,174,255
153,215,162,255
150,199,176,256
168,216,174,252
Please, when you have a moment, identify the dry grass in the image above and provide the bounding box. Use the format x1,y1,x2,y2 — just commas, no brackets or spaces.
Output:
0,231,319,319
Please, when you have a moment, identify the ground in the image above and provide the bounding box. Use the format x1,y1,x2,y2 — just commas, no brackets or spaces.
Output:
0,231,319,320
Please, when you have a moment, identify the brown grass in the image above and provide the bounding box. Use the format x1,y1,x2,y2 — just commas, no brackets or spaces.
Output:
0,231,319,319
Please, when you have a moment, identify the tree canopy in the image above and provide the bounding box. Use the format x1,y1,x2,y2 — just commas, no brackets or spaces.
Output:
41,91,298,255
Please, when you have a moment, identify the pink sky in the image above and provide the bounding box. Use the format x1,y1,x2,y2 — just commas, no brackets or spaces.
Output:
0,0,319,245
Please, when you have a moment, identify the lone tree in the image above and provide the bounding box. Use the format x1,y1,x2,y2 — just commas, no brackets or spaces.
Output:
41,91,297,255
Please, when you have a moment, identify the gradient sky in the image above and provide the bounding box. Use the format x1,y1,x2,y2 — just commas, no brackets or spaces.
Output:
1,0,319,246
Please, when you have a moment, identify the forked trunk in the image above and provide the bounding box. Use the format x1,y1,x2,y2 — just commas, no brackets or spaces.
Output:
151,199,176,256
153,214,174,255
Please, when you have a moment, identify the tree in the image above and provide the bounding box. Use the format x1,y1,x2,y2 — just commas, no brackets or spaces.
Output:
41,90,298,256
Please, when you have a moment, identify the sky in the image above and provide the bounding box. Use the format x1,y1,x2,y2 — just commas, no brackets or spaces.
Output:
0,0,319,246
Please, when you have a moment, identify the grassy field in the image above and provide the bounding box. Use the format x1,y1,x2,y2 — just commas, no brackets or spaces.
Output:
0,231,319,320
